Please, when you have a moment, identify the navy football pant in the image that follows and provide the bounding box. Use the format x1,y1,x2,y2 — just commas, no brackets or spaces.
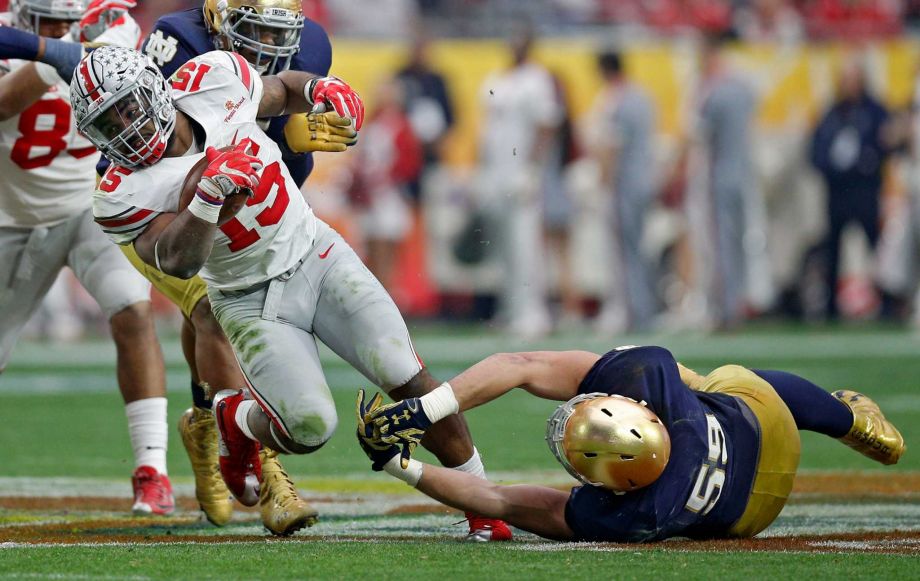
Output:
752,370,852,438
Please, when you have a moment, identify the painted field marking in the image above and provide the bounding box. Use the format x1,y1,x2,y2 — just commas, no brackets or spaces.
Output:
808,539,920,551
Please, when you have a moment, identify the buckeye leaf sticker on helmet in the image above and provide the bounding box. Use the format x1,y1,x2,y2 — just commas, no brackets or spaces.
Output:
71,46,176,169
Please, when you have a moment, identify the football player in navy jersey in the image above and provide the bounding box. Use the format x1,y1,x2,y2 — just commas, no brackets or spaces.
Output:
357,345,905,542
141,0,340,186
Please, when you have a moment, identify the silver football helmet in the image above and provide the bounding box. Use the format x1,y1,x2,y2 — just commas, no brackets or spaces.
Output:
10,0,86,33
203,0,303,76
70,46,175,169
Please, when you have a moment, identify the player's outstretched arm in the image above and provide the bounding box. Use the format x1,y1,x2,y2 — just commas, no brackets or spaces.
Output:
451,350,601,409
0,26,84,89
417,464,574,541
363,351,600,464
259,72,364,129
0,25,86,119
355,393,574,541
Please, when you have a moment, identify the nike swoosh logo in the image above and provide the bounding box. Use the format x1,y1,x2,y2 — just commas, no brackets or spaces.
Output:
318,243,335,259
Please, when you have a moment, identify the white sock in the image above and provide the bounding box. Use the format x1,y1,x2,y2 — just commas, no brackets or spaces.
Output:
235,399,259,441
125,397,168,474
453,447,487,480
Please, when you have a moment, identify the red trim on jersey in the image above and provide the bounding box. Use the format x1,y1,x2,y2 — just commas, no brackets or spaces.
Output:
95,208,153,228
409,335,424,367
240,369,291,440
67,146,97,159
229,52,252,92
79,60,101,101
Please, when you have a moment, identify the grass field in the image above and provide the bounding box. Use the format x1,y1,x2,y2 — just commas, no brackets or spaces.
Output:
0,324,918,579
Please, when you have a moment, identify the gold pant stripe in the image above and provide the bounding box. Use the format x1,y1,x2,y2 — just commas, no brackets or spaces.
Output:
120,243,208,319
697,365,801,537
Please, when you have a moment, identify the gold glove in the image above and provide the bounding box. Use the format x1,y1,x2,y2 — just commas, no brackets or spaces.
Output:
284,111,358,154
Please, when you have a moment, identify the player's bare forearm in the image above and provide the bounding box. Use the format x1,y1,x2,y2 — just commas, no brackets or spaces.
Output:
416,464,574,541
0,63,52,121
450,351,601,410
133,212,216,279
258,71,317,118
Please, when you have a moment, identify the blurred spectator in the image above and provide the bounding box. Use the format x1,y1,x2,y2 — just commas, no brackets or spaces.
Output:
588,50,659,333
604,0,733,32
326,0,417,37
542,71,583,327
810,57,892,320
132,0,190,33
804,0,902,39
684,34,760,330
347,78,423,296
302,0,331,31
395,31,455,203
734,0,804,43
477,24,562,338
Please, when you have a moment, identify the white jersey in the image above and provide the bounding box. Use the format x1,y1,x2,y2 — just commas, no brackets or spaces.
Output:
0,17,99,228
93,51,316,291
478,61,562,172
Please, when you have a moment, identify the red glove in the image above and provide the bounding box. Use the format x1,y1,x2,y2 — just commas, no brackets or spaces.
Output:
307,76,365,130
196,145,263,206
79,0,135,41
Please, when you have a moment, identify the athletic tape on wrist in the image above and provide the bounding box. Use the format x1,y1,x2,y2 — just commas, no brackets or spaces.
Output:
186,195,221,223
383,455,423,487
304,78,317,104
420,382,459,424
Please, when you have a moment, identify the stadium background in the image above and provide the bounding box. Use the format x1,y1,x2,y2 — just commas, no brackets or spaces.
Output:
5,0,920,336
0,2,917,575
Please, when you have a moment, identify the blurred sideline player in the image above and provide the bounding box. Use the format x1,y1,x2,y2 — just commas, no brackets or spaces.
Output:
0,0,174,515
358,346,904,541
73,44,511,540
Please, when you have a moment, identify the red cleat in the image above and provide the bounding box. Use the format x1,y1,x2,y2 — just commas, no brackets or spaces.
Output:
213,389,262,506
131,466,175,516
465,513,513,542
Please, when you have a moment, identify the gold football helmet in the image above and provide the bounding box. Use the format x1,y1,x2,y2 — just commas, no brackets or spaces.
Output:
203,0,304,75
546,393,670,493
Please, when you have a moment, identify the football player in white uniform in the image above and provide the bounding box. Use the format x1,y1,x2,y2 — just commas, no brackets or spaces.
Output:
0,0,351,534
0,0,175,515
73,45,512,540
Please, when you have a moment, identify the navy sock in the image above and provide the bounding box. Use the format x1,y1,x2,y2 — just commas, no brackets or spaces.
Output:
752,370,853,437
191,380,213,411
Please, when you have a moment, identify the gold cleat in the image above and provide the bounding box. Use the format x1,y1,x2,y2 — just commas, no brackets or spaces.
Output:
259,448,318,536
833,390,906,465
178,407,235,526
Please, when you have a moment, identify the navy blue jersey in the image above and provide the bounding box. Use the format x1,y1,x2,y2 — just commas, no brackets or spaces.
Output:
102,7,332,185
564,346,760,542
